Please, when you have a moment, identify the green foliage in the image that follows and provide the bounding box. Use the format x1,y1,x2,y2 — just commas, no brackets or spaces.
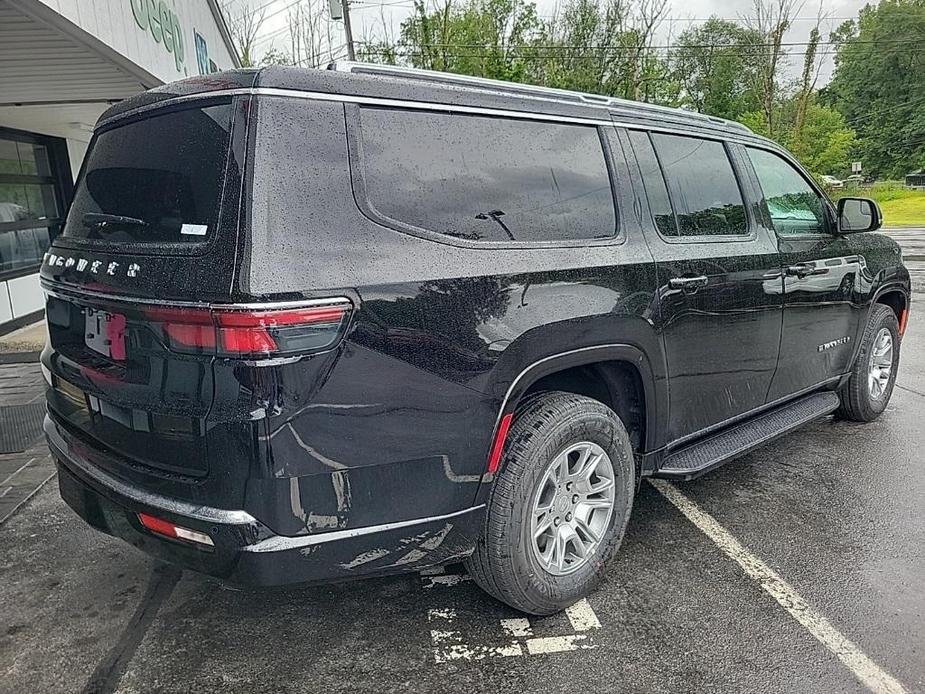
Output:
529,0,672,102
739,98,856,176
350,0,919,182
790,103,857,176
824,0,925,178
832,181,925,202
259,48,293,65
395,0,542,81
386,0,671,101
671,18,760,120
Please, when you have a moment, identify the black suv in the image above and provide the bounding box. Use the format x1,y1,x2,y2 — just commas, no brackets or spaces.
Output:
41,63,910,615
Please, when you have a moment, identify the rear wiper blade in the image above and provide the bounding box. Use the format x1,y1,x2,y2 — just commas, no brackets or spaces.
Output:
82,212,148,228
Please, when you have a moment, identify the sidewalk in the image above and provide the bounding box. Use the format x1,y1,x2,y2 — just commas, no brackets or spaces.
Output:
0,320,46,363
0,362,55,524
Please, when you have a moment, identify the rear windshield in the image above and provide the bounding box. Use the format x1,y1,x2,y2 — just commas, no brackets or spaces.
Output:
62,103,232,246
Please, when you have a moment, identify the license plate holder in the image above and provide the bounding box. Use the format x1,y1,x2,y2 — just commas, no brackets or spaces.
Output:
84,308,126,361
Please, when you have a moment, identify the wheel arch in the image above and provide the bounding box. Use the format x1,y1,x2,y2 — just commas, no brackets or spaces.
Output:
845,282,909,375
873,287,908,331
472,345,663,510
488,344,661,460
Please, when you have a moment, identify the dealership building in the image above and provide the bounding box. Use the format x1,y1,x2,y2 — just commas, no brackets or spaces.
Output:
0,0,239,333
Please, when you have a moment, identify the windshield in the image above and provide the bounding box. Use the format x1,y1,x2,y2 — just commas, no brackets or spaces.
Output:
62,102,233,246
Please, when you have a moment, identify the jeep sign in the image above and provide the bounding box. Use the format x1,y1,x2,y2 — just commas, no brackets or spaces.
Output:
130,0,185,72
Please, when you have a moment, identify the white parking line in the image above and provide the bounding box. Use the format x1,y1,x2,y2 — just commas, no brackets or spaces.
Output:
650,479,908,694
425,575,603,662
565,598,602,632
526,634,595,655
500,617,533,638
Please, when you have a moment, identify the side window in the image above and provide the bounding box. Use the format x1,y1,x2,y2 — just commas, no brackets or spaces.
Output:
626,130,677,236
356,107,616,243
746,147,827,236
650,133,748,237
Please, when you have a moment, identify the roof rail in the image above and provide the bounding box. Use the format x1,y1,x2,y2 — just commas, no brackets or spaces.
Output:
327,61,752,133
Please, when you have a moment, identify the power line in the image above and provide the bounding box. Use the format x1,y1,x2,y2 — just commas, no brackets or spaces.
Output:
224,0,290,21
355,38,922,50
352,0,416,6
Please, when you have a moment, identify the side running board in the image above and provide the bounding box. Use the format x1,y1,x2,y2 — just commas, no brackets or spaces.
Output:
654,391,841,481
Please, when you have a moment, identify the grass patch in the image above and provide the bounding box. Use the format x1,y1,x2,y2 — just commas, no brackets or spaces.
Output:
879,196,925,227
831,181,925,226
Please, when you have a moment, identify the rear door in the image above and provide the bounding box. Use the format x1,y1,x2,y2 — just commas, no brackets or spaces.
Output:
623,129,783,444
741,146,864,400
41,98,244,482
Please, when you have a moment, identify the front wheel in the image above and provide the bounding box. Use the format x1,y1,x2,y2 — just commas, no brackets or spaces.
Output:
836,304,900,422
465,391,635,615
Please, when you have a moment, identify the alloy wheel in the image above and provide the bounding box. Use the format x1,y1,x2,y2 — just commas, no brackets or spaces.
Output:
529,441,616,576
868,327,894,400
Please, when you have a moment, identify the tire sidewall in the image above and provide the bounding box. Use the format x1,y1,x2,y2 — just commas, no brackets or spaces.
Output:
859,309,900,418
500,400,635,610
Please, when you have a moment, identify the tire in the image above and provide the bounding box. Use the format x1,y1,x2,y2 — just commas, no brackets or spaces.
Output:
836,304,900,422
465,391,635,615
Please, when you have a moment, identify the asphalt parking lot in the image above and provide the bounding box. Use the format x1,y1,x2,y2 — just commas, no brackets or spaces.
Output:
1,295,923,694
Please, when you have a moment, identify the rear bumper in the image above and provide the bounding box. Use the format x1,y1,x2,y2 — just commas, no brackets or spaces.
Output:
47,416,482,586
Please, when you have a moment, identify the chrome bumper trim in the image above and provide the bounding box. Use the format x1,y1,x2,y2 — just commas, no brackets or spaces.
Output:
244,505,485,553
46,415,257,525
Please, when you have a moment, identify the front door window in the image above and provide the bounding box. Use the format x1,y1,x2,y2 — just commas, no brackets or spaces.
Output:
746,147,828,236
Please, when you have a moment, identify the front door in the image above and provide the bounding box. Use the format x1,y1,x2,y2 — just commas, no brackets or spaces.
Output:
624,129,783,444
743,146,864,401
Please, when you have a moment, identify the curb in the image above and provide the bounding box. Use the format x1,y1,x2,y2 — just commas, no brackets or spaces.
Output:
0,352,41,365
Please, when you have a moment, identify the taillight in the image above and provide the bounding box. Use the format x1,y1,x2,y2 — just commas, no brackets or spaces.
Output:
145,301,351,358
138,513,214,547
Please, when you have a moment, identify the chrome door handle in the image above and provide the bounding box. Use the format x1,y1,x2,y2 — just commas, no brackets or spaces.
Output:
668,275,709,290
786,264,828,277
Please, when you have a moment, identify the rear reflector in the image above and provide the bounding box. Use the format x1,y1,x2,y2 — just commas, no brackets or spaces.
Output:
138,512,214,547
145,302,351,358
899,307,909,336
487,413,514,474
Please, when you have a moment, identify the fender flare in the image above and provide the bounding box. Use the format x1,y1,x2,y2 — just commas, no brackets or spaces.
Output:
846,282,911,370
480,344,663,483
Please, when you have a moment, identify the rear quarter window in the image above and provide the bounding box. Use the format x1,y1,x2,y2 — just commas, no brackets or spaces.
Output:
62,103,233,247
355,107,617,244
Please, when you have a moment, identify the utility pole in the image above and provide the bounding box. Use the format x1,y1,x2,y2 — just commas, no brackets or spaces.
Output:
342,0,356,61
330,0,356,61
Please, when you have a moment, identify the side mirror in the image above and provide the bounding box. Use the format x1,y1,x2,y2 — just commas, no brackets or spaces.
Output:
837,197,882,234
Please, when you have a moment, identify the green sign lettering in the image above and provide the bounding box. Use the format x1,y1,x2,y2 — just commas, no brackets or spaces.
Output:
129,0,186,72
130,0,147,29
147,0,162,43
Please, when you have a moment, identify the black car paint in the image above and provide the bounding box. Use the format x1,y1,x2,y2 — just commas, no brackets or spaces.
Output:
40,66,910,586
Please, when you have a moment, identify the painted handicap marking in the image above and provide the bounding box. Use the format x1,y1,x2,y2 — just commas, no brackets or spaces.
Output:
422,570,603,662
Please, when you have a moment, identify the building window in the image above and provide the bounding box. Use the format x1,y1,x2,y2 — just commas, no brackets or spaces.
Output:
0,128,70,278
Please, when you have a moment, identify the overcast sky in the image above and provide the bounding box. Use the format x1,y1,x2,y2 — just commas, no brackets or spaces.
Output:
240,0,876,85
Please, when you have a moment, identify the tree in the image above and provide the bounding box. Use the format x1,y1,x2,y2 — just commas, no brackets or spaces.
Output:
743,0,799,137
228,0,270,67
259,47,294,65
287,0,338,68
391,0,541,80
825,0,925,178
671,18,761,120
529,0,669,101
741,98,857,175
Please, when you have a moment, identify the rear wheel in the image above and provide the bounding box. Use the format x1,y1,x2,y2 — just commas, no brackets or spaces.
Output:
836,304,900,422
465,391,635,615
